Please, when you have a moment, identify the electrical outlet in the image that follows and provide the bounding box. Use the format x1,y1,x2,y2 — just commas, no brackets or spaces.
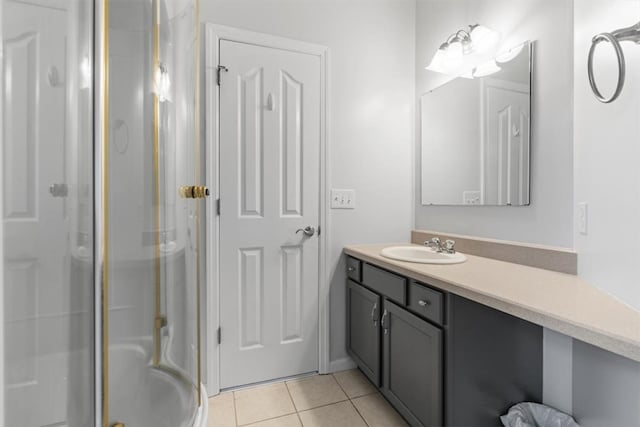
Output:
331,189,356,209
463,191,481,205
578,202,588,235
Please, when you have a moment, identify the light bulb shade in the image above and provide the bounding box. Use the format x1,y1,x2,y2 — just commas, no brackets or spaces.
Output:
426,48,446,73
470,25,501,54
496,42,525,64
445,40,464,64
473,59,501,77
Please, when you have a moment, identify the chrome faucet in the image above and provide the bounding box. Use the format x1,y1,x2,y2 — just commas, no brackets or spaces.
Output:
424,237,457,254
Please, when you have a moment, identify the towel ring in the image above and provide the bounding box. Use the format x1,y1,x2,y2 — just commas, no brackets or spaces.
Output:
588,33,625,103
587,21,640,104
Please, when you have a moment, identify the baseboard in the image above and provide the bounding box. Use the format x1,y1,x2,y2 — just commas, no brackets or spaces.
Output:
328,356,356,373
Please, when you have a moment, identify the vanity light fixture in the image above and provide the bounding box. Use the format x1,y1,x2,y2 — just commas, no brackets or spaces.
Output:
473,59,501,78
426,24,501,78
495,42,525,64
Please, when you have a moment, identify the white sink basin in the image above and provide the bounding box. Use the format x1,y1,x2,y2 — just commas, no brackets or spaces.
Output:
380,246,466,264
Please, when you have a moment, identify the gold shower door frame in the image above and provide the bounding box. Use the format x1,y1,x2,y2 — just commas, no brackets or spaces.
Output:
96,0,204,426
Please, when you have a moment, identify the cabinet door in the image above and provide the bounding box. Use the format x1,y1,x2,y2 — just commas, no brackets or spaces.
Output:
382,300,443,427
347,280,381,386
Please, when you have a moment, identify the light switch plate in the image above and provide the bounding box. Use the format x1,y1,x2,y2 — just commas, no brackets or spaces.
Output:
331,189,356,209
578,202,588,235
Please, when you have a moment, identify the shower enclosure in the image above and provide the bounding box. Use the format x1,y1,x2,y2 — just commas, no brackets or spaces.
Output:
1,0,208,426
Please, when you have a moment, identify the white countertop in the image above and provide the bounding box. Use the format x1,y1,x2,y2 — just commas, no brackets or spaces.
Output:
344,243,640,363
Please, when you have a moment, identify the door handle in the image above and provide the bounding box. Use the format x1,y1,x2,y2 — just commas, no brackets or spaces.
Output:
179,185,210,199
296,226,315,237
381,309,388,334
371,303,378,327
49,183,68,198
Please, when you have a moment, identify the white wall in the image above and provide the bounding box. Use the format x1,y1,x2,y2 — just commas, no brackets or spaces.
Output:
572,1,640,425
200,0,415,367
574,0,640,311
415,0,574,248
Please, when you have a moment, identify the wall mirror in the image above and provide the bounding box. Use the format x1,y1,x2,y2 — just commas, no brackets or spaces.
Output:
420,41,533,206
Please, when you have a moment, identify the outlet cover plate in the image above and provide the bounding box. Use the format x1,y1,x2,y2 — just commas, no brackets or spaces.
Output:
578,202,588,235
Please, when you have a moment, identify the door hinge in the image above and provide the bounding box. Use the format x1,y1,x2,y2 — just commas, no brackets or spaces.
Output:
217,65,228,86
216,199,221,216
217,327,222,344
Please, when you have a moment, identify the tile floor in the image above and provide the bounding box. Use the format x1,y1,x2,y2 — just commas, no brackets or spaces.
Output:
208,369,408,427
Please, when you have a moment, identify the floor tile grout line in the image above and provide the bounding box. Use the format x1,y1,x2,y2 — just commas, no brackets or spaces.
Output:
237,410,298,427
212,372,384,426
284,380,300,413
332,369,379,400
285,374,350,413
294,396,351,414
234,382,297,426
331,372,351,398
233,390,239,427
347,399,371,427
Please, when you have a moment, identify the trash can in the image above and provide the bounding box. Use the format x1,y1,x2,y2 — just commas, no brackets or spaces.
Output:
501,402,580,427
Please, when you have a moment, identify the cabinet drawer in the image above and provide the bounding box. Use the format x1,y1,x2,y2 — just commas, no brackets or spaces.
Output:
408,281,444,325
346,257,362,282
362,264,406,304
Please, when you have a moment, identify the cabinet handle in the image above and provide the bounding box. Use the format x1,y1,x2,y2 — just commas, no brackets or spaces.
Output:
381,310,388,334
347,266,355,272
371,303,378,326
418,299,431,307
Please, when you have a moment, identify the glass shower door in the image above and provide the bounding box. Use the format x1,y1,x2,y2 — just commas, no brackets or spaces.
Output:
102,0,204,426
1,0,95,426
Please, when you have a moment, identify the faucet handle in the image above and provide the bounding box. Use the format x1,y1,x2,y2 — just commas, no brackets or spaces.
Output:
424,237,443,251
444,239,456,253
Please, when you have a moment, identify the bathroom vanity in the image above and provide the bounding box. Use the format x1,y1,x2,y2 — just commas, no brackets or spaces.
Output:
345,233,640,427
346,255,542,426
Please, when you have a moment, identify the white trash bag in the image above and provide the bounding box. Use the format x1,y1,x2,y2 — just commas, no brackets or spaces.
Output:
501,402,580,427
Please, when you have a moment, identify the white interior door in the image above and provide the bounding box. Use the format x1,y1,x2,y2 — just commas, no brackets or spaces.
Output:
3,2,69,426
484,82,530,205
219,40,320,389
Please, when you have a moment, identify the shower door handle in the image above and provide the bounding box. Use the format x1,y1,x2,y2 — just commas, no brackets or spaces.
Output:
179,185,209,199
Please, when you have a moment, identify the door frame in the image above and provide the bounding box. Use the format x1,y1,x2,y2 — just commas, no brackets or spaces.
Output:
0,0,5,421
204,24,330,395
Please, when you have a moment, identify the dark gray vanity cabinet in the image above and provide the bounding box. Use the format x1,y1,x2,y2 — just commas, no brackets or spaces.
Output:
346,255,543,427
382,299,443,427
347,280,381,386
445,294,542,426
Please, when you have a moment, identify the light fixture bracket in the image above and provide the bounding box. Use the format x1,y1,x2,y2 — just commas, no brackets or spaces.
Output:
426,24,502,78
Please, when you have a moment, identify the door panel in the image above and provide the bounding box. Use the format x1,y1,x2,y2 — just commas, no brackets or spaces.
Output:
382,300,443,427
347,280,381,386
219,40,321,388
484,82,530,206
3,2,69,425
